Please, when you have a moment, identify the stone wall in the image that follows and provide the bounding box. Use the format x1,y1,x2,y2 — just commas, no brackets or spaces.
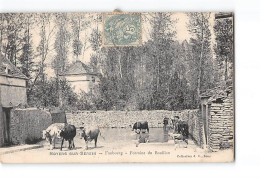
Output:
208,92,234,151
185,110,204,147
0,75,27,107
9,108,52,145
66,109,203,146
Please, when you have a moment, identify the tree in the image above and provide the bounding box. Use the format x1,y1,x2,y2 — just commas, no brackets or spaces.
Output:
19,13,35,78
0,14,5,53
1,13,25,66
28,78,77,109
27,13,57,104
35,13,55,83
91,13,203,111
52,13,71,107
89,27,102,52
52,13,70,76
142,12,178,109
70,13,91,59
88,14,103,73
214,17,233,87
187,12,215,105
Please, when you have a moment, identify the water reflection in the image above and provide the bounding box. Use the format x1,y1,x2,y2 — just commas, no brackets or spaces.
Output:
163,128,169,142
100,128,168,143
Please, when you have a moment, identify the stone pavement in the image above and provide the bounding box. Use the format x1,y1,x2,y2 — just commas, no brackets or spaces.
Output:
0,144,43,155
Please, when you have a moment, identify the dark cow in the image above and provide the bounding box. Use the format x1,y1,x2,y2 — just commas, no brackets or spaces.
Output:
176,122,189,138
60,124,76,151
79,126,104,150
171,120,189,144
132,121,149,134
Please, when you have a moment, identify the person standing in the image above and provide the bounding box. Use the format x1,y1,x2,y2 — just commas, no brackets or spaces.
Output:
163,117,169,130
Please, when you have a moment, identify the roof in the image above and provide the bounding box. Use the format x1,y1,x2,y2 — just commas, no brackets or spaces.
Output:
0,53,28,80
60,60,97,76
200,86,233,102
215,12,233,19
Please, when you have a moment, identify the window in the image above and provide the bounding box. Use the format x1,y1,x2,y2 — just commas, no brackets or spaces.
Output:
2,66,7,73
92,76,95,83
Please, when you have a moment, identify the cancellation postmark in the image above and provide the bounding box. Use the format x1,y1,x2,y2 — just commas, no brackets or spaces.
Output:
102,13,142,47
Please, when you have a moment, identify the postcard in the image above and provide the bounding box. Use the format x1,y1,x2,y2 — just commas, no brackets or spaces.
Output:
0,11,234,163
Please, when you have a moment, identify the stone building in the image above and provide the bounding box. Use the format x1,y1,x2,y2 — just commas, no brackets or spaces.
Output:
0,54,53,147
59,60,100,94
0,54,28,146
200,86,234,151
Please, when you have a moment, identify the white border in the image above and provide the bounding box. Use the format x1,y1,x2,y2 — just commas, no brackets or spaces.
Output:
1,0,260,178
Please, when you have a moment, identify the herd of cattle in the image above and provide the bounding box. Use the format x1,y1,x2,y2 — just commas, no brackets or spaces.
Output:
42,117,189,150
42,123,103,150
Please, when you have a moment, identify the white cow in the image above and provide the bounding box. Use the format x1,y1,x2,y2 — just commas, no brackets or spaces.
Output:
42,123,65,150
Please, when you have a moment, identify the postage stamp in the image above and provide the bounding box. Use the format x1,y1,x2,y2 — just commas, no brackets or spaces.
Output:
102,13,142,46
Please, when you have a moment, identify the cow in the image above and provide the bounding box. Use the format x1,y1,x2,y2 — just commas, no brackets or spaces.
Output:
60,124,77,151
79,126,104,150
42,123,65,150
135,133,149,147
175,121,189,139
132,121,149,134
170,120,189,145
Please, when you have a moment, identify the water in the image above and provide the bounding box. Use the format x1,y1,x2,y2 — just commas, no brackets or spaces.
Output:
43,128,172,150
100,128,169,143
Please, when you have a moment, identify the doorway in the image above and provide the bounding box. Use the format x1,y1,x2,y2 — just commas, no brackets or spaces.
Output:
202,104,209,145
2,107,12,146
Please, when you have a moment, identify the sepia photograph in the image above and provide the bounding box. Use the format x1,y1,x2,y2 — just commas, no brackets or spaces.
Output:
0,11,234,163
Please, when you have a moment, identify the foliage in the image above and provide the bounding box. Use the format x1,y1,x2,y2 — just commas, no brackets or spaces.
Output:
70,13,90,58
91,13,203,110
28,78,78,109
214,18,233,86
0,13,25,65
52,13,71,76
187,12,216,104
0,13,233,111
25,136,42,144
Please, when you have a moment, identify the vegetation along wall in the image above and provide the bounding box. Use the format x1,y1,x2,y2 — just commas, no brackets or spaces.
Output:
9,108,52,145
